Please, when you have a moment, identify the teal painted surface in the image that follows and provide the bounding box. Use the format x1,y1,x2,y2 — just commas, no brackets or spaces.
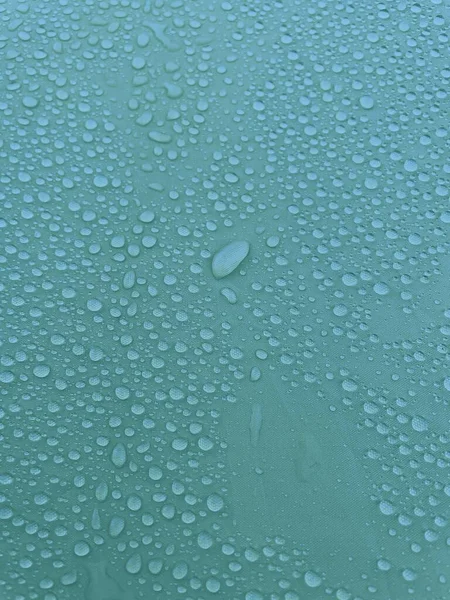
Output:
0,1,449,599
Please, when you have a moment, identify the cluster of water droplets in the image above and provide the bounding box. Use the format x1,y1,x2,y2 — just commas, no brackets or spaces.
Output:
1,0,450,599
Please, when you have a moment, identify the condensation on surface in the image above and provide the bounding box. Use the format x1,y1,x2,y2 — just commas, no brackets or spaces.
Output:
0,1,449,599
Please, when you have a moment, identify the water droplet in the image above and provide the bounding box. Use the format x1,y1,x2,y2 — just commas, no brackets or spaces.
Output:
304,571,322,588
212,240,250,279
74,541,90,557
109,516,125,538
111,443,127,467
206,494,224,512
126,553,142,574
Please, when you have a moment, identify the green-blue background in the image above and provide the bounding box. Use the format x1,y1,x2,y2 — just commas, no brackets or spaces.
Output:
1,0,449,598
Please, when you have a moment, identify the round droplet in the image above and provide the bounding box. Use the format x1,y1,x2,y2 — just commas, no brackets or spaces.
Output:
377,558,391,571
197,531,213,549
360,95,374,109
342,273,358,286
333,304,348,317
142,235,157,248
404,159,417,172
87,298,103,311
148,559,163,574
93,175,108,188
132,56,146,70
0,507,13,520
373,282,390,295
139,210,155,223
74,541,90,557
148,465,163,481
411,415,428,432
379,500,394,515
408,233,422,245
23,96,39,108
304,571,322,588
206,578,221,593
402,568,417,582
198,437,214,451
206,494,224,512
0,371,14,383
172,561,188,580
266,235,280,248
127,495,142,511
33,365,50,378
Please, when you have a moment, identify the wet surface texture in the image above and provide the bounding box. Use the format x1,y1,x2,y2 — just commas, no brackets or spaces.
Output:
0,1,449,599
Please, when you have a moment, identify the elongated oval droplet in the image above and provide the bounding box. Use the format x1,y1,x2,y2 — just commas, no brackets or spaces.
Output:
91,508,101,530
109,516,125,538
95,481,108,502
212,240,250,279
250,366,261,382
123,270,135,289
111,443,126,468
